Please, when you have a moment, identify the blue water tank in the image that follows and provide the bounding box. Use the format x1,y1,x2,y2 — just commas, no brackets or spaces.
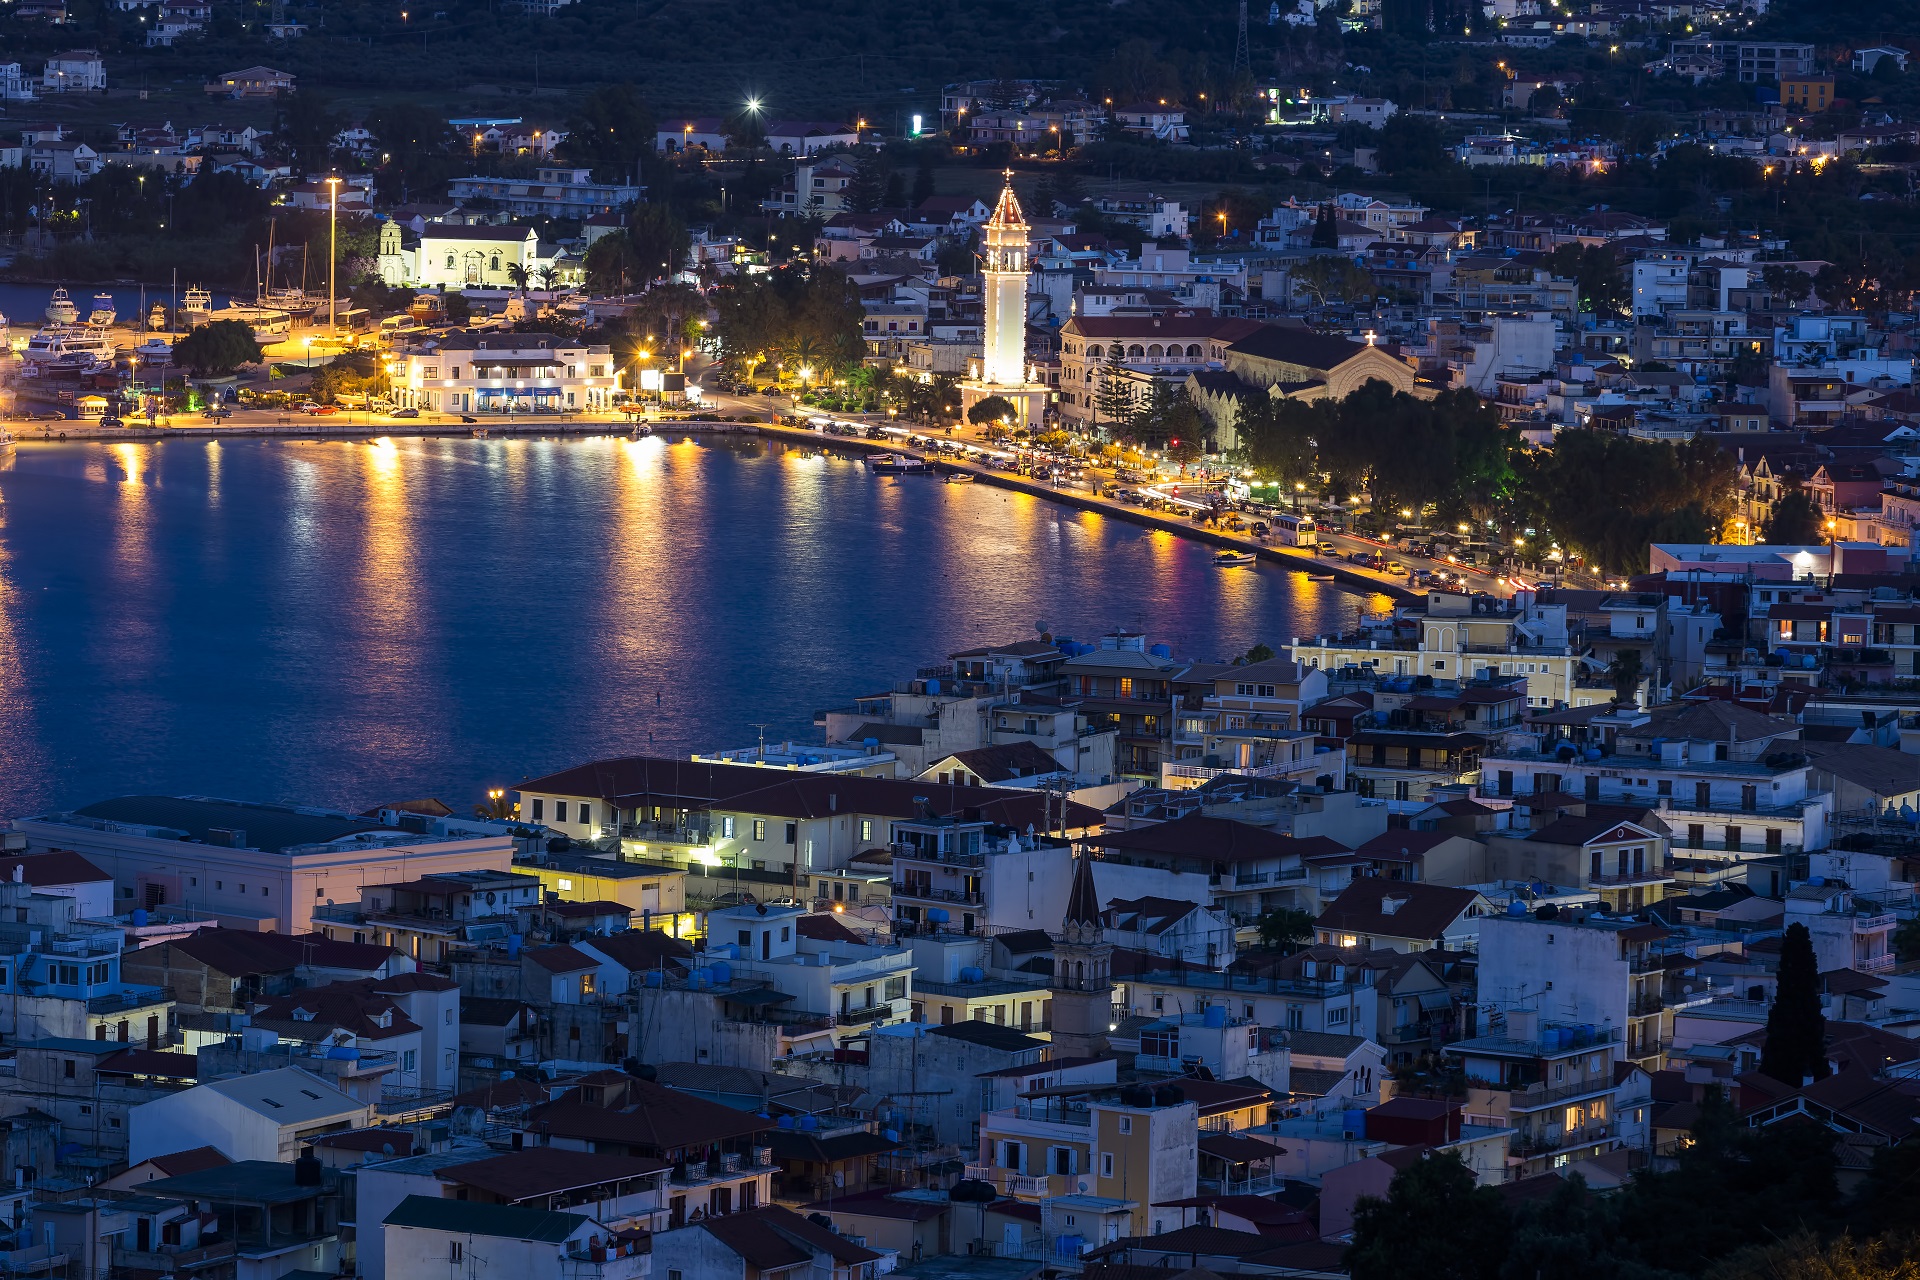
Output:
131,908,148,927
959,966,985,983
927,907,950,923
1343,1108,1367,1137
326,1045,361,1061
882,1128,900,1142
688,970,706,989
1150,643,1172,659
644,971,664,988
926,679,940,694
1204,1005,1228,1028
711,962,733,985
800,1115,820,1131
864,737,879,750
506,934,523,957
778,1114,796,1129
1506,900,1528,917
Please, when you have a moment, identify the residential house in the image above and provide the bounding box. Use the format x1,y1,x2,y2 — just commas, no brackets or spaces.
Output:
1314,880,1490,952
128,1066,373,1163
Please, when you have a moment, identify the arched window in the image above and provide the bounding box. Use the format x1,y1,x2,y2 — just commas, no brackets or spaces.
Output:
489,255,501,271
445,254,455,268
1087,344,1103,358
1128,344,1145,358
1148,344,1164,358
1076,960,1085,985
1085,370,1095,382
1186,343,1203,357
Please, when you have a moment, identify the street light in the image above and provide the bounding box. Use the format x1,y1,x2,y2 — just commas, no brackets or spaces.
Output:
1293,480,1305,512
325,175,342,334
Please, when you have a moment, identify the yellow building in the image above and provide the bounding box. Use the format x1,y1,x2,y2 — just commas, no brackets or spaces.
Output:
912,976,1054,1033
521,852,697,938
1781,75,1834,112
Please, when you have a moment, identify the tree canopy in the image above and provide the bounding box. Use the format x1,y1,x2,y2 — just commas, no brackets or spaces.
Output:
173,320,263,377
709,266,866,378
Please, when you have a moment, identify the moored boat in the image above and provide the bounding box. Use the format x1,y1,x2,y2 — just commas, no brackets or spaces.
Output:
45,289,78,324
1214,550,1258,567
87,293,117,328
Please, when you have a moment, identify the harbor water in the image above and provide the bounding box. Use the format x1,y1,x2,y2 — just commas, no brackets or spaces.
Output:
0,435,1389,814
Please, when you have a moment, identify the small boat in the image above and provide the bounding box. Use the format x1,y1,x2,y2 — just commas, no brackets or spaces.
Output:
135,337,174,363
897,457,933,475
1309,570,1337,581
630,424,653,439
148,303,168,332
945,469,975,483
87,293,116,328
45,289,78,324
867,453,906,474
1214,550,1258,567
471,427,490,438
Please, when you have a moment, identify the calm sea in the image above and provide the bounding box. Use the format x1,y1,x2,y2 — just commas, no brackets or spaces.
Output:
0,435,1388,814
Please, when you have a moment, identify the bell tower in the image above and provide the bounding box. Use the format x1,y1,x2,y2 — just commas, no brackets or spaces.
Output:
959,170,1049,432
1048,851,1113,1059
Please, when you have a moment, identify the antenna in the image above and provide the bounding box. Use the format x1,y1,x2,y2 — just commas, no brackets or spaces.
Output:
750,723,770,762
1233,0,1251,76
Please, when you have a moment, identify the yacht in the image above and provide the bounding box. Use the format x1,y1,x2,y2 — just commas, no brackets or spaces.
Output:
944,469,974,483
147,303,169,332
21,324,113,373
1214,550,1258,567
87,293,117,328
205,305,290,343
181,286,213,325
135,336,174,363
45,289,78,325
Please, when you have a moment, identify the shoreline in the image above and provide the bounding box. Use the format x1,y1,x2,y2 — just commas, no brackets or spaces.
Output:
6,415,1415,602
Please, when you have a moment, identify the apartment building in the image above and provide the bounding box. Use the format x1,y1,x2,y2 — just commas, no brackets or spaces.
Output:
1485,794,1676,912
710,902,913,1044
446,166,641,218
14,796,516,933
1476,907,1678,1071
1449,1006,1625,1178
1479,700,1831,888
972,1079,1198,1243
1293,591,1601,710
1059,634,1185,776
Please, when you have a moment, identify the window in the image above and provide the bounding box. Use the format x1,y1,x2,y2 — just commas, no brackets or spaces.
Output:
450,1243,464,1264
532,798,544,821
784,823,797,844
721,816,735,838
1328,1006,1350,1025
555,801,569,824
402,1049,417,1072
860,819,873,841
1101,1153,1114,1177
1118,1117,1132,1134
753,819,767,841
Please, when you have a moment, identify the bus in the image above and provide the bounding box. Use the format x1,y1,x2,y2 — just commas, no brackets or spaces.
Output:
1268,511,1319,547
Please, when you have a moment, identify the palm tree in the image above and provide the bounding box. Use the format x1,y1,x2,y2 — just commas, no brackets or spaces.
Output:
505,262,530,294
535,264,559,292
1607,648,1646,708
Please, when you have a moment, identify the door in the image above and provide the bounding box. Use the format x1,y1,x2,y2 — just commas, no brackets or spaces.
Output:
1741,784,1757,811
761,930,771,960
136,1218,150,1251
1695,782,1712,808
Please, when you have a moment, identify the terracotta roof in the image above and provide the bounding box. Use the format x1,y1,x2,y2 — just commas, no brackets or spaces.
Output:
0,850,110,885
1226,326,1369,371
137,929,397,977
141,1146,231,1176
250,982,423,1043
576,930,695,974
526,1077,773,1153
525,944,599,974
1065,851,1103,928
1315,880,1483,941
1089,814,1348,864
1197,1133,1286,1162
1803,743,1920,797
700,1206,881,1267
1351,830,1461,858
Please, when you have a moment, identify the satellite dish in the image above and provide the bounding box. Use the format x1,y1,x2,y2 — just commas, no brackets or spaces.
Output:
1035,620,1050,634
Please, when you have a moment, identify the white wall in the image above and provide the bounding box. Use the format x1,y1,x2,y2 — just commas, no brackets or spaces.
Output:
129,1090,277,1164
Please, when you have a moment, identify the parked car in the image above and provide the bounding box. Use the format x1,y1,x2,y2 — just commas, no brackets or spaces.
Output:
99,417,123,428
391,408,420,419
1317,541,1338,555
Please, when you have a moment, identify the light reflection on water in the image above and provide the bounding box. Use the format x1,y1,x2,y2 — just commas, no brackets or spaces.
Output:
0,436,1389,814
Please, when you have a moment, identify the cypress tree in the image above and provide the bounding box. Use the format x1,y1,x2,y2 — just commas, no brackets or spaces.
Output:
1760,922,1829,1087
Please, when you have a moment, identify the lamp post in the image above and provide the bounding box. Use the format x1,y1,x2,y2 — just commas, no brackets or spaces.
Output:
1293,480,1305,512
325,175,341,335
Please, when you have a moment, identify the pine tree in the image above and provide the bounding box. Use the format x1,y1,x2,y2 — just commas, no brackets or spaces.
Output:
1760,922,1829,1087
1311,203,1338,248
1093,345,1135,429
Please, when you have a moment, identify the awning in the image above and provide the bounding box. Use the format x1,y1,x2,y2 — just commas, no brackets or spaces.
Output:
1417,991,1454,1012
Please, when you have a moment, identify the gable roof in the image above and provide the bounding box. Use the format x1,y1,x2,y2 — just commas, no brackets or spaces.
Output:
1226,327,1368,371
443,1148,670,1200
1315,881,1483,941
137,929,398,977
525,1077,773,1152
930,1019,1049,1053
195,1067,364,1125
1088,814,1348,864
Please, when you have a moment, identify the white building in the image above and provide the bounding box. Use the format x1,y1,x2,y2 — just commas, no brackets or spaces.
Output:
712,902,914,1043
1476,908,1677,1071
13,795,516,933
0,63,38,102
384,1196,648,1280
445,167,641,219
128,1066,372,1164
43,51,106,92
391,330,624,414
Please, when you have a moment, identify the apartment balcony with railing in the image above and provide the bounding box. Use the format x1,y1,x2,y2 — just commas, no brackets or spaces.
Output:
86,985,171,1016
110,1240,238,1273
1511,1120,1615,1159
893,882,983,905
963,1164,1055,1198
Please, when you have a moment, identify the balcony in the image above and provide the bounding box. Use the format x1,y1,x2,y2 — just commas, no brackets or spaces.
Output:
964,1164,1053,1198
836,1004,893,1027
1588,871,1677,888
890,843,987,870
893,885,982,905
1502,1075,1618,1110
0,1244,68,1274
1857,952,1896,973
110,1240,238,1272
1630,994,1666,1016
1512,1122,1615,1159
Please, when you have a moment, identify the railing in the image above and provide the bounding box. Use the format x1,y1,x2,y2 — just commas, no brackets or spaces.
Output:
890,845,987,869
1502,1075,1619,1110
1858,952,1896,973
963,1164,1052,1197
1630,994,1666,1016
1588,871,1676,887
0,1244,68,1273
1856,914,1897,933
1382,1023,1434,1045
86,986,171,1015
836,1004,893,1027
892,885,982,905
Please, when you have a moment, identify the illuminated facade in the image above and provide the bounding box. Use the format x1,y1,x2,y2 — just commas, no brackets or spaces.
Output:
959,173,1050,431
